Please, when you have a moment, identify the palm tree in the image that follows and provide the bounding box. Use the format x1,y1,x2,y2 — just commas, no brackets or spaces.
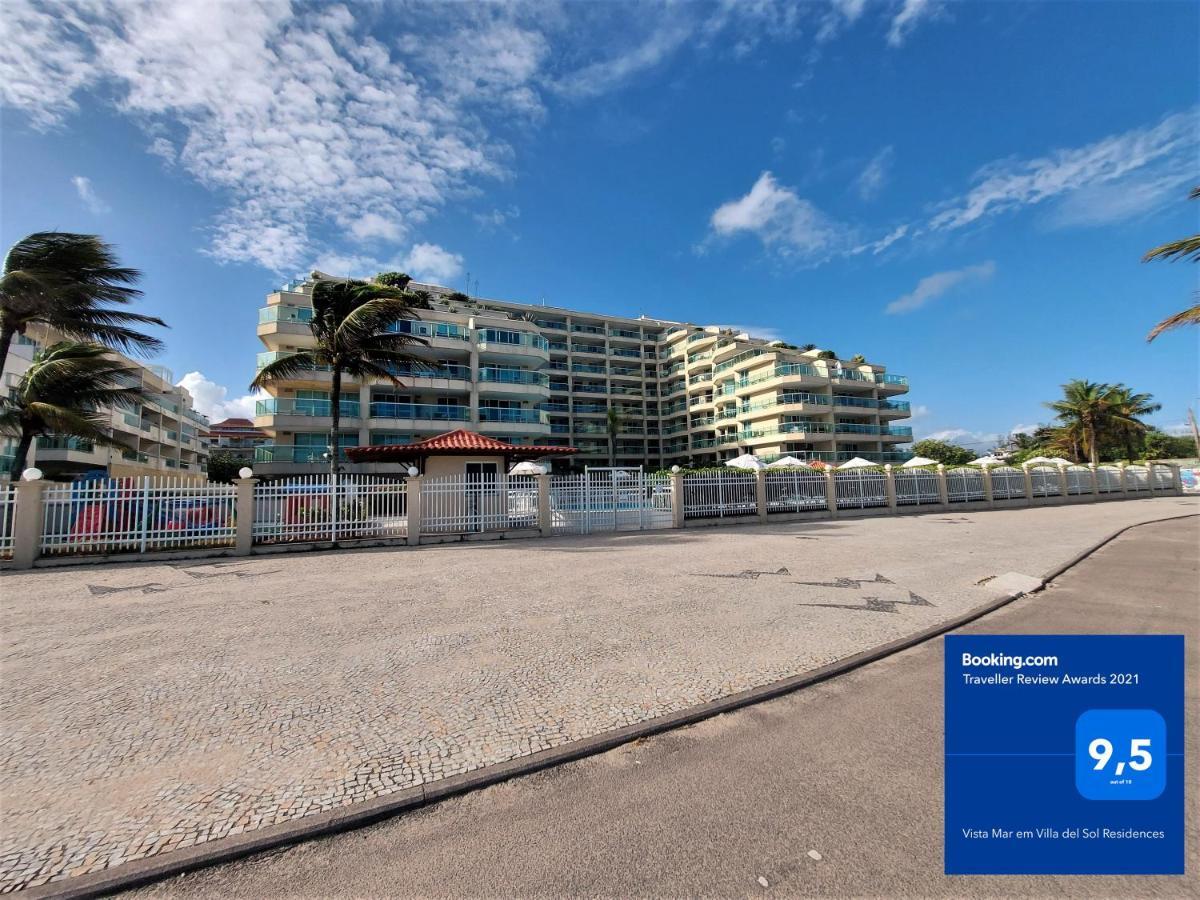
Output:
606,406,621,467
1144,186,1200,341
1046,380,1152,465
1105,384,1161,461
250,278,430,475
0,232,165,374
0,342,147,477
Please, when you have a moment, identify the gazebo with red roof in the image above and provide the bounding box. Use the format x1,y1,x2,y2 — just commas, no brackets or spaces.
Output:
345,429,577,475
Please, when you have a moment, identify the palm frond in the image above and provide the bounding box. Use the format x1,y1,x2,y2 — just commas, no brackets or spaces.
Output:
1142,235,1200,264
1147,301,1200,341
250,351,321,390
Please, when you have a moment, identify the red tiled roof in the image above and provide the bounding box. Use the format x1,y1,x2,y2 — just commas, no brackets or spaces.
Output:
345,429,577,462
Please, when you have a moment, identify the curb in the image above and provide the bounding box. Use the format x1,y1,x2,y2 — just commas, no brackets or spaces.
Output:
24,512,1198,900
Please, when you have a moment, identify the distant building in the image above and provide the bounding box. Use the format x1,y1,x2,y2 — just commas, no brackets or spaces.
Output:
1,327,210,480
201,417,269,461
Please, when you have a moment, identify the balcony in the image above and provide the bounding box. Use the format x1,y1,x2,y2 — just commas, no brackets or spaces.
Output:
256,398,362,420
258,305,313,324
476,328,550,361
368,403,470,423
478,367,550,392
608,328,642,340
835,422,882,435
713,347,769,374
478,407,549,425
875,373,909,392
570,343,606,356
388,319,470,342
740,392,831,418
879,400,911,416
253,445,340,465
572,363,607,375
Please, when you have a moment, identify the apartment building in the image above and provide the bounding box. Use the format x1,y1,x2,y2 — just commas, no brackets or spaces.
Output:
253,275,912,474
0,327,210,480
202,417,269,462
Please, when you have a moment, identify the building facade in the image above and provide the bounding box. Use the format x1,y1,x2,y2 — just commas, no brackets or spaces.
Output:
253,275,912,474
201,418,269,462
1,327,211,480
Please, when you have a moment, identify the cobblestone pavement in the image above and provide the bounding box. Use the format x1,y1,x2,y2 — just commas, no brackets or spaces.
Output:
0,497,1193,892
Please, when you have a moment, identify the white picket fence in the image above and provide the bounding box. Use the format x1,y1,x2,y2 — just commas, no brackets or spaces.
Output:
835,469,888,509
894,468,942,505
682,472,758,519
40,476,237,556
420,474,538,534
989,466,1026,500
549,471,672,534
764,469,827,513
0,484,15,560
252,474,407,544
945,467,986,503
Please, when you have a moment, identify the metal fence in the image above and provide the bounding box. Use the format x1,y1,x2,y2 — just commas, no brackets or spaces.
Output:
0,484,15,559
764,469,828,513
834,469,888,509
682,471,758,518
1096,465,1122,493
945,467,985,503
1152,466,1174,490
549,469,672,534
420,474,537,534
252,474,407,544
989,466,1026,500
1065,465,1093,495
41,476,237,556
1028,466,1062,498
893,468,942,505
1125,466,1150,492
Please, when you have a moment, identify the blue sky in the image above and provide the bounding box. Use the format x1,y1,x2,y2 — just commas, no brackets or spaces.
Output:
1,0,1197,448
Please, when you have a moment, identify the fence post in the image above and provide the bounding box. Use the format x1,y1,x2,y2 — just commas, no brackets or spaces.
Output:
1056,464,1069,501
234,477,258,556
824,468,838,518
536,474,552,536
330,471,340,544
406,475,422,545
981,464,994,508
670,472,684,528
883,464,898,514
1088,463,1099,499
1145,462,1159,494
935,464,949,509
139,476,151,553
1170,463,1183,496
11,477,47,570
755,470,768,522
1021,463,1034,506
1118,462,1129,496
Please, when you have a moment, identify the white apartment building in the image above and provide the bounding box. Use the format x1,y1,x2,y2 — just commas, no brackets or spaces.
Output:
253,275,912,474
0,327,210,480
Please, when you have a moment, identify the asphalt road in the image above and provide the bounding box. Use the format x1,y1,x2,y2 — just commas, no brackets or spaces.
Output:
136,515,1198,899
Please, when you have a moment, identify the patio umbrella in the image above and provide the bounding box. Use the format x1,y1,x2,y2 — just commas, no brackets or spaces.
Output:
1048,457,1075,466
901,456,937,467
725,453,766,470
1023,456,1058,465
508,461,548,476
970,455,1005,466
837,457,877,469
766,455,811,469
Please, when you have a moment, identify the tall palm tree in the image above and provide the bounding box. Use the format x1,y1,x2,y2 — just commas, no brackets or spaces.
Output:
0,342,147,477
1105,384,1161,461
0,232,165,374
250,278,430,475
606,406,621,467
1144,186,1200,341
1046,380,1150,465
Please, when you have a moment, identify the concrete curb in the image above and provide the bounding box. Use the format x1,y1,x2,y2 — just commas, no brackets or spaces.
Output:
24,512,1197,900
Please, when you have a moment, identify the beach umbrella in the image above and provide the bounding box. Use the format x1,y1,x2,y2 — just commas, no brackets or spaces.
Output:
725,453,766,470
1023,456,1058,465
1048,457,1075,466
837,457,877,469
508,461,548,476
901,456,937,468
766,455,811,469
970,455,1005,466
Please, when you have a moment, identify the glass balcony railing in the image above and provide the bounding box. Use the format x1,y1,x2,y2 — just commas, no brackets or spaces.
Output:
834,422,881,434
535,319,567,330
256,351,330,372
388,363,470,381
369,403,470,421
687,331,712,343
478,407,548,425
609,328,642,340
258,305,314,324
573,403,607,414
253,445,354,464
550,423,570,434
876,373,908,386
833,395,878,409
36,436,95,452
571,324,605,335
571,344,606,355
831,369,873,383
478,368,550,387
389,320,470,341
541,402,570,412
572,363,606,375
881,400,911,412
256,398,361,417
713,348,769,374
476,328,549,351
884,426,914,437
741,393,829,413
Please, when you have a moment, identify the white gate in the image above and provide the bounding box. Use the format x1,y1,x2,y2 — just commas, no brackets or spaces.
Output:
550,467,671,534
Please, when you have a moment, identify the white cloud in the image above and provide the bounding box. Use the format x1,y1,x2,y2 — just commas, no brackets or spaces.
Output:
1043,171,1192,229
928,110,1196,233
402,243,464,285
887,0,944,48
885,261,996,314
909,404,931,419
350,213,403,242
708,171,852,264
71,176,109,214
854,145,894,201
474,205,520,231
1010,422,1039,436
176,371,262,422
722,324,785,342
918,428,1003,449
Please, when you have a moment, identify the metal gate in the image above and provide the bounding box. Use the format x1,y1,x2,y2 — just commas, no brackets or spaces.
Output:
550,467,672,534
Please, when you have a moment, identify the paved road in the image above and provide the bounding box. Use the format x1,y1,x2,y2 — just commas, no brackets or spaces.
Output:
137,515,1198,898
7,497,1193,892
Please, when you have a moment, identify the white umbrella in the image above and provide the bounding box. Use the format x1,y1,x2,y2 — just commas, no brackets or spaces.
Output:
1024,456,1058,465
766,455,812,469
970,455,1005,466
838,457,877,469
1049,457,1075,466
508,461,548,476
901,456,937,468
725,453,766,470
